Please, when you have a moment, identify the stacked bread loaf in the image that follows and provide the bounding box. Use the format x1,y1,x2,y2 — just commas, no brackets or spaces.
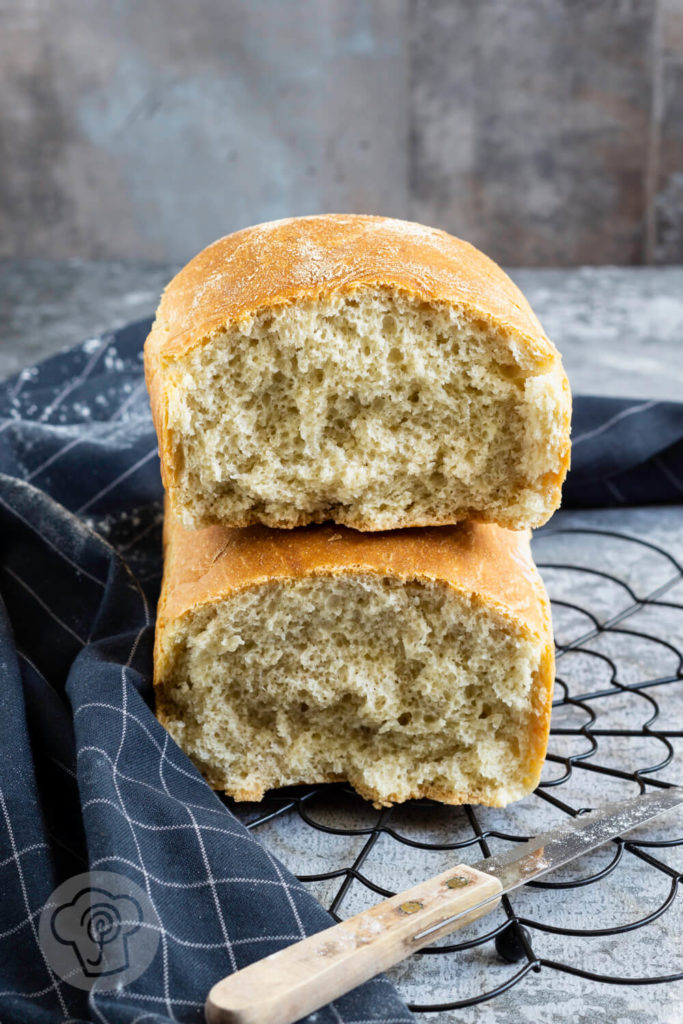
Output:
145,215,570,808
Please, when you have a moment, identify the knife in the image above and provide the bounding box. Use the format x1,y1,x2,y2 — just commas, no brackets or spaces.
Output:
205,787,682,1024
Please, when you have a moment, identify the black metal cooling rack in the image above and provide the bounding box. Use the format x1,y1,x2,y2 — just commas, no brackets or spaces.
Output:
229,526,683,1013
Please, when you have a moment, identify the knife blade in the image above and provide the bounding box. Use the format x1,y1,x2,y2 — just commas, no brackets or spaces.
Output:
205,787,683,1024
413,786,683,941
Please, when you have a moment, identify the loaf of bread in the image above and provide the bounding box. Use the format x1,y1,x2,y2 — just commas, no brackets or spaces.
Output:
144,214,571,532
154,513,555,807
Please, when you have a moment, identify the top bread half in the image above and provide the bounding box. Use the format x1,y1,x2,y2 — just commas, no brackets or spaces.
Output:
145,214,571,531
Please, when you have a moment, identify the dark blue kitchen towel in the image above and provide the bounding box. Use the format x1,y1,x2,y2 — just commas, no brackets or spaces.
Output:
0,317,680,1024
562,394,683,507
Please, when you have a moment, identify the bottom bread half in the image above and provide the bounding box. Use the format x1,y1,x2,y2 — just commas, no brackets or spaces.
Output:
154,518,555,808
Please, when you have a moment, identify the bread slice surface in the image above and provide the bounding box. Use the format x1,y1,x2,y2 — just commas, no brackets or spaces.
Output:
154,515,555,807
145,215,571,531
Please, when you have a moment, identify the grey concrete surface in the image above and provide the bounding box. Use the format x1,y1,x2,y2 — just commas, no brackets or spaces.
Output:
0,259,177,379
2,262,683,400
656,0,683,262
2,0,683,266
412,0,657,266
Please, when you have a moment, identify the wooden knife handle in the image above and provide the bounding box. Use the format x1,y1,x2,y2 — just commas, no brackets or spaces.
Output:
205,863,502,1024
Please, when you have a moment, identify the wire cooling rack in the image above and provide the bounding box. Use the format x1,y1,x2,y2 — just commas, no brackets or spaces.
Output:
227,525,683,1013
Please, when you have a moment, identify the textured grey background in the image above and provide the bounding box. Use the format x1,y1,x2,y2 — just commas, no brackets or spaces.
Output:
4,262,683,400
1,0,683,266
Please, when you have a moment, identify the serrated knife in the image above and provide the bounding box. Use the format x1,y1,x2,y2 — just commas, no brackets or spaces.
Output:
205,787,683,1024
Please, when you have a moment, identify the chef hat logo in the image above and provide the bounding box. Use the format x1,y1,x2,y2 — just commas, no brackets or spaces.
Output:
40,871,160,990
51,886,143,978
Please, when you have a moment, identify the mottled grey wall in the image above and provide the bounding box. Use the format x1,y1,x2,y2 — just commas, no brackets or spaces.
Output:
1,0,682,265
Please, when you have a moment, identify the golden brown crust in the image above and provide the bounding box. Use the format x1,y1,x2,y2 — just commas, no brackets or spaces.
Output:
154,514,555,805
143,215,570,526
157,516,547,636
145,214,557,365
